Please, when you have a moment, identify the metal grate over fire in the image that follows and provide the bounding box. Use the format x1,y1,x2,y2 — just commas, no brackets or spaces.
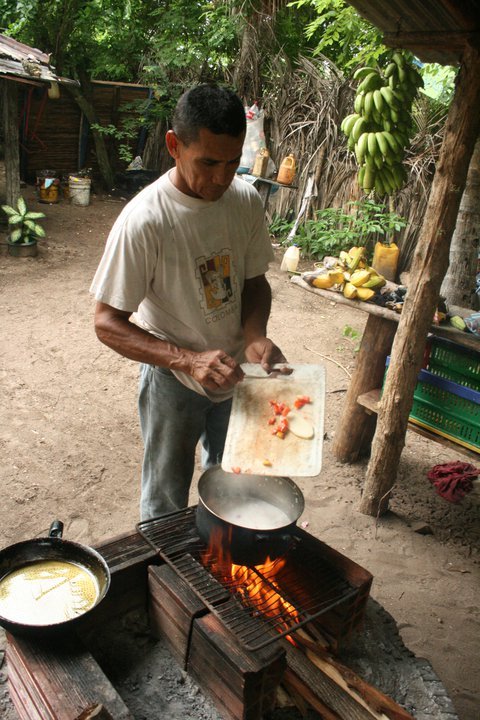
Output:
137,507,371,651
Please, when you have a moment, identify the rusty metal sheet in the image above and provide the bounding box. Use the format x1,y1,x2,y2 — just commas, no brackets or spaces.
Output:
221,364,325,477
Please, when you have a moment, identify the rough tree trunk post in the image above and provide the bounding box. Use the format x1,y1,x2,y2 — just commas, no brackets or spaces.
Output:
2,79,20,208
332,315,397,462
359,44,480,517
441,133,480,307
65,85,115,191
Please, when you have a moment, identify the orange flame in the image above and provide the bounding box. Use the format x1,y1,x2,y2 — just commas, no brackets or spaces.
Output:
201,527,298,630
231,556,299,626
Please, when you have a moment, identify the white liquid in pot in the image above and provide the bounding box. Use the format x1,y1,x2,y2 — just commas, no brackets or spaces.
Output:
0,559,100,626
216,499,292,529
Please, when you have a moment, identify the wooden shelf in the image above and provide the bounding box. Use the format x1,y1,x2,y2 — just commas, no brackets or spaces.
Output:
357,389,480,460
291,276,480,353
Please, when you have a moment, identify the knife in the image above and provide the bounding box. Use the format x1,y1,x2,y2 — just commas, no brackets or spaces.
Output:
241,363,294,379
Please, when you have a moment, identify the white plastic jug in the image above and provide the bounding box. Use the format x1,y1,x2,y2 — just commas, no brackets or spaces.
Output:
280,244,300,272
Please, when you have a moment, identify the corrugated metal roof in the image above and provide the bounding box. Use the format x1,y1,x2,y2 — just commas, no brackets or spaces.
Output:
347,0,480,64
0,34,78,85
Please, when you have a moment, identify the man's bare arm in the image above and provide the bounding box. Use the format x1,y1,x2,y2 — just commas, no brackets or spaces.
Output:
94,302,244,391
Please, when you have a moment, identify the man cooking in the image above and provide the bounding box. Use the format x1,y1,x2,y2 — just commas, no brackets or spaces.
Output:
90,83,287,521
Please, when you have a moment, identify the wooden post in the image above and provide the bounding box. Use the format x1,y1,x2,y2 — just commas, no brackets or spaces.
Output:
2,79,20,207
359,44,480,516
332,314,397,462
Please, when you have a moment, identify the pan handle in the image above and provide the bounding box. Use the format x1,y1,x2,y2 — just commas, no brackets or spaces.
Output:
48,520,64,539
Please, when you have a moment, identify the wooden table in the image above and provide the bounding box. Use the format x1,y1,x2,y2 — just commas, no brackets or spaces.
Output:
291,275,480,461
240,175,297,210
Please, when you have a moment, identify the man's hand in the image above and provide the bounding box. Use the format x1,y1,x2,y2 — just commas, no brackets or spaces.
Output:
185,349,245,391
244,337,288,374
94,303,244,390
241,276,288,374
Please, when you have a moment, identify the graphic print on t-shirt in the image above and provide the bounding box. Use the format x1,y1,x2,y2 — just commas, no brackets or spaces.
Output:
197,251,235,316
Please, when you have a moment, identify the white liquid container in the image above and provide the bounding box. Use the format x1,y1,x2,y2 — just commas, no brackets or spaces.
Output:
280,244,300,272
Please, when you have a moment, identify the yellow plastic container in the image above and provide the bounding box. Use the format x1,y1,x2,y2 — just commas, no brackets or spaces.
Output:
277,154,296,185
372,241,399,282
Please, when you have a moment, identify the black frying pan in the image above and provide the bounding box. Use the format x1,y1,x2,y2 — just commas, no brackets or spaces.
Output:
0,520,110,635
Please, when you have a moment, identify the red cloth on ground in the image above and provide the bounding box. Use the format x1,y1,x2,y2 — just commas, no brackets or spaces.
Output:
427,461,479,503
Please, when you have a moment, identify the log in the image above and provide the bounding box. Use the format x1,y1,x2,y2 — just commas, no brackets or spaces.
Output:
75,705,114,720
2,79,20,207
282,668,343,720
360,43,480,516
282,628,415,720
332,313,397,462
283,641,389,720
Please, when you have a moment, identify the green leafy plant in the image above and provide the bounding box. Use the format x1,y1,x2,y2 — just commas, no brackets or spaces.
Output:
342,324,362,352
1,197,46,245
269,213,295,238
279,199,407,261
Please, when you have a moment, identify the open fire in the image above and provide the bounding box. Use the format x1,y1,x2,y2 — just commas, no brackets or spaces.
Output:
138,507,372,652
201,526,299,636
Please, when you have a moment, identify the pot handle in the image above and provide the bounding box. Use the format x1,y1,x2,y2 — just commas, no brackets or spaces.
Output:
49,520,64,539
254,532,292,544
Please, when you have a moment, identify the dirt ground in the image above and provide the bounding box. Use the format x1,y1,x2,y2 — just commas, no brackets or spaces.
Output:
0,183,479,720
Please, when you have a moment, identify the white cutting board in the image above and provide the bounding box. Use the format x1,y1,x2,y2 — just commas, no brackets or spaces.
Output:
222,364,325,477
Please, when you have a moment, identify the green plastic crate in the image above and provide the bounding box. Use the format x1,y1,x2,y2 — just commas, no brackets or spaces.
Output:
385,357,480,452
426,336,480,391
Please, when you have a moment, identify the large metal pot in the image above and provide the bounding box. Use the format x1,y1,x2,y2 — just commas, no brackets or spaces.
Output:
0,521,111,636
196,466,305,566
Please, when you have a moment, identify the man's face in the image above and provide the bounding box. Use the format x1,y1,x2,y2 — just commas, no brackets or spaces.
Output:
166,127,245,202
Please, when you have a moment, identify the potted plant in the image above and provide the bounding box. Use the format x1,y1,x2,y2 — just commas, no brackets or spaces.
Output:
1,196,46,257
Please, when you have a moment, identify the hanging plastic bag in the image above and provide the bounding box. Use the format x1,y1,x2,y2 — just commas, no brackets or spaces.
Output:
239,103,266,173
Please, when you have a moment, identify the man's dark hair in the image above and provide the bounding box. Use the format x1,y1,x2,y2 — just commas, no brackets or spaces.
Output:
172,84,246,144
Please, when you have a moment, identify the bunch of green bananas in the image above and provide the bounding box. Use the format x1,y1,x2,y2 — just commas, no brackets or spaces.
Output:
341,52,423,195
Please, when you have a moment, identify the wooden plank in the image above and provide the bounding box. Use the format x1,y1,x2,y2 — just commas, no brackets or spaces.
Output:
292,277,480,353
148,564,210,668
357,389,480,459
79,530,160,632
357,389,381,414
429,324,480,353
6,632,134,720
291,276,401,322
383,29,478,52
188,613,286,720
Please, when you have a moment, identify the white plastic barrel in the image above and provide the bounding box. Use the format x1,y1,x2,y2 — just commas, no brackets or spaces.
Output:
280,244,300,272
69,176,91,206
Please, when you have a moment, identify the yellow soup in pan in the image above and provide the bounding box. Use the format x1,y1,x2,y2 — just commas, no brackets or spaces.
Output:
0,559,99,626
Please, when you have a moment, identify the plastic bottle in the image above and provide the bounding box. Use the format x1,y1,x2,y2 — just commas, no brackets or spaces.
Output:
252,148,269,178
277,155,296,185
280,244,300,272
372,241,399,282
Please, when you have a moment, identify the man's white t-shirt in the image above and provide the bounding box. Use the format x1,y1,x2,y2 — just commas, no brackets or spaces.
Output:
90,171,274,400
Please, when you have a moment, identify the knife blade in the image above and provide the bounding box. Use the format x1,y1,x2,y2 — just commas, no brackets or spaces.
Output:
241,363,294,379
